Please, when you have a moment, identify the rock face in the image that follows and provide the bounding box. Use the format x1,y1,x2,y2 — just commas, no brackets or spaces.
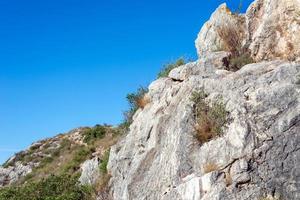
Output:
0,163,32,187
1,1,299,199
246,0,300,61
195,4,246,58
108,56,300,200
195,0,300,62
108,1,300,199
79,157,100,185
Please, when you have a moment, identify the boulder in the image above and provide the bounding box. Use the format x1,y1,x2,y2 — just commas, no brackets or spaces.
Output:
195,0,300,62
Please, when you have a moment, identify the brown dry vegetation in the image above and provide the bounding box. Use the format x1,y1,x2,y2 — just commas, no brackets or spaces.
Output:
225,172,232,187
217,25,242,56
191,90,228,144
136,95,150,109
202,162,219,174
94,174,112,200
216,24,254,71
19,127,120,185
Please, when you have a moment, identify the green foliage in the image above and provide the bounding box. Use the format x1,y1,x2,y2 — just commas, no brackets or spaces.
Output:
83,125,107,144
228,53,254,71
191,89,228,144
216,22,254,71
122,86,148,130
99,150,110,174
157,58,186,78
0,174,92,200
63,146,93,174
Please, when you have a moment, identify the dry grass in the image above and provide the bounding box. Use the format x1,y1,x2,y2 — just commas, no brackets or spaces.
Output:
217,24,242,56
94,174,112,200
225,172,232,187
216,24,254,71
136,95,150,109
194,117,217,143
202,162,219,174
20,130,121,185
191,90,228,144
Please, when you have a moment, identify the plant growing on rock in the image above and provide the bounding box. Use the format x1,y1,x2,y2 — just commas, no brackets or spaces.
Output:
95,150,111,200
202,162,219,174
99,150,110,174
191,89,228,144
157,57,186,78
122,86,149,130
217,24,254,71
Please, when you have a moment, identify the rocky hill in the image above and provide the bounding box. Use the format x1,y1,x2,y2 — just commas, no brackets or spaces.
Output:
1,0,300,199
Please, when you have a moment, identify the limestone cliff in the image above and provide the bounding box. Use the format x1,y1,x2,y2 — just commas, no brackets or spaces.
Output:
1,0,299,199
195,0,300,62
108,0,300,199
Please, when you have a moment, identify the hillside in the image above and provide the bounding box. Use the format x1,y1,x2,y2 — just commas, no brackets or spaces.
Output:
1,0,300,199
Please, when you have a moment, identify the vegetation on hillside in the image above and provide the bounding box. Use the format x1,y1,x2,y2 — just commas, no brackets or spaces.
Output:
83,125,108,144
121,86,149,130
120,57,187,131
0,125,122,200
216,23,254,71
0,174,92,200
191,89,228,144
157,58,186,78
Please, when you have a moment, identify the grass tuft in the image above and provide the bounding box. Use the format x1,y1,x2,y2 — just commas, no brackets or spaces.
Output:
191,90,228,144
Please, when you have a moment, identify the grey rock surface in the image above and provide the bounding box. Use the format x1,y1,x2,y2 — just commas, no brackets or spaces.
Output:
0,162,32,187
195,4,245,58
108,57,300,199
195,0,300,62
79,157,100,185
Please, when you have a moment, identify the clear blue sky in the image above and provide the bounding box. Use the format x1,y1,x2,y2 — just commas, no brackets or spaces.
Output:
0,0,253,164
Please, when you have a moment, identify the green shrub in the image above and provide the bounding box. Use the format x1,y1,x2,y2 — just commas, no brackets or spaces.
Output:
191,89,228,144
83,125,107,144
216,24,254,71
99,150,110,174
122,86,148,130
157,58,186,78
228,53,254,71
0,174,92,200
63,146,93,174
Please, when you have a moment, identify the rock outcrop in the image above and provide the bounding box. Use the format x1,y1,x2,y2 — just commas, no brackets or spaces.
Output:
195,4,246,58
0,162,32,187
0,127,88,186
108,56,300,200
1,0,299,199
195,0,300,62
79,157,100,185
108,1,300,199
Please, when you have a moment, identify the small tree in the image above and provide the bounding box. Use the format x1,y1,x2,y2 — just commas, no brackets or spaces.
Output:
121,86,149,130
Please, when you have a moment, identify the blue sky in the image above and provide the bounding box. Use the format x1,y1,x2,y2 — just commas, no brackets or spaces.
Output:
0,0,253,164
